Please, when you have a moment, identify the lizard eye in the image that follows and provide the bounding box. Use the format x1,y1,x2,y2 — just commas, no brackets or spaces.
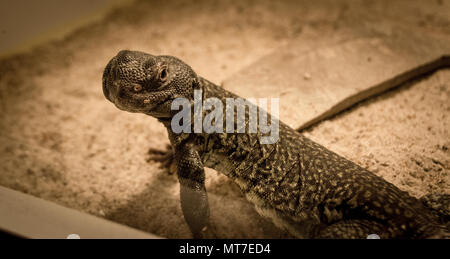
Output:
158,66,168,82
133,84,143,92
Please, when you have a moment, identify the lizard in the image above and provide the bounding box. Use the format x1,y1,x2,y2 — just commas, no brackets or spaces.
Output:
102,50,449,239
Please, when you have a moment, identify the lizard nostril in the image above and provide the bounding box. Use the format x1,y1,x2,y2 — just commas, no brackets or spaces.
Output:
133,84,143,92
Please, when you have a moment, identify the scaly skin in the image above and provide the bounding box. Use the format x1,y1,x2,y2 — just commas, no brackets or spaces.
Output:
102,50,449,238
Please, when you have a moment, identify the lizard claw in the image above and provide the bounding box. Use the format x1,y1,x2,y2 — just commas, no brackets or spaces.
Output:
147,144,177,175
200,224,218,239
192,224,218,239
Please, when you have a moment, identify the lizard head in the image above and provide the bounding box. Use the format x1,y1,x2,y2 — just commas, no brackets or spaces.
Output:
102,50,199,118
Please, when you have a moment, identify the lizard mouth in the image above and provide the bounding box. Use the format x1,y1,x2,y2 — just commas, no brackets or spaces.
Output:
112,89,174,117
143,96,174,118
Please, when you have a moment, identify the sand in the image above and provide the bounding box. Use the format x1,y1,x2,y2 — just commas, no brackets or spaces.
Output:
0,0,449,238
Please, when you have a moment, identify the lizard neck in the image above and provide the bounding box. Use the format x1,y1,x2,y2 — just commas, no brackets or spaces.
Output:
195,78,280,179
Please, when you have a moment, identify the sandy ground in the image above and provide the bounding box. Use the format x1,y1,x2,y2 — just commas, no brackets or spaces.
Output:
0,0,449,238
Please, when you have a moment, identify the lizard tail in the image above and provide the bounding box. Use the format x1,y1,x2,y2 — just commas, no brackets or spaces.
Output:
419,193,450,238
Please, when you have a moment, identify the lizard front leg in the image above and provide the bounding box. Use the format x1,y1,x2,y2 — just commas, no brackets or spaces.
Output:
174,141,210,238
147,144,177,174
